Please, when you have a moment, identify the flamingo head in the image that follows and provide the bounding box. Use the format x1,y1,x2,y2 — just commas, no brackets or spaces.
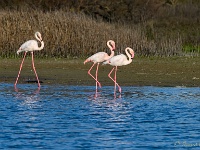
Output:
36,32,43,41
111,40,115,51
130,50,135,59
107,40,116,51
126,47,134,59
17,48,22,55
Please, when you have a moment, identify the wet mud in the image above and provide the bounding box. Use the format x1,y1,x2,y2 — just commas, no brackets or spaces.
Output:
1,57,200,87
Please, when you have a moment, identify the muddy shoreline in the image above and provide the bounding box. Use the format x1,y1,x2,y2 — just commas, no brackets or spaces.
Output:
1,57,200,87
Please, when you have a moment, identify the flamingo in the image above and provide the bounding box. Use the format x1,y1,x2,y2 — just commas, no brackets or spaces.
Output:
14,31,44,88
84,40,115,91
103,47,134,93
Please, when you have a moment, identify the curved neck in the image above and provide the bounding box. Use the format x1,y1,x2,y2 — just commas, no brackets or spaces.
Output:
106,41,115,59
35,32,44,50
107,41,112,51
125,48,133,64
37,41,44,51
35,33,41,42
109,49,115,58
107,40,115,51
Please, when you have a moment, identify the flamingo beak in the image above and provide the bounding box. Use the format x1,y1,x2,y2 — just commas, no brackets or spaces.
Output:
131,52,135,59
112,42,115,51
112,46,115,51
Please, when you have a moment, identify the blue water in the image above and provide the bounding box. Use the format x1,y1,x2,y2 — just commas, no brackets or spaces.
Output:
0,83,200,149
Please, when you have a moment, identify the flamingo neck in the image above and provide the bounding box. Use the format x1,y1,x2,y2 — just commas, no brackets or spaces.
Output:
35,33,41,42
35,32,44,51
109,49,115,57
106,40,115,59
125,48,133,64
37,41,44,51
107,40,115,51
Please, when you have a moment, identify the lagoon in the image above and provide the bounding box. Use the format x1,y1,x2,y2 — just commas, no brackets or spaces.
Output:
0,83,200,149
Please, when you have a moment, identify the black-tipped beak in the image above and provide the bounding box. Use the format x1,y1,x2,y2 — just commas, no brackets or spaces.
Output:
131,53,134,59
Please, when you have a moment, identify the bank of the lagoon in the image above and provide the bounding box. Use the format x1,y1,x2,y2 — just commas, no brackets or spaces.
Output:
1,57,200,87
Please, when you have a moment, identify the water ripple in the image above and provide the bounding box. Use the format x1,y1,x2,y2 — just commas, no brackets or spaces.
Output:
0,83,200,149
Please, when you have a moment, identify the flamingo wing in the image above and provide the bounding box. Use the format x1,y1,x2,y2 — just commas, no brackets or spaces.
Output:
108,54,127,66
87,52,108,63
20,40,38,51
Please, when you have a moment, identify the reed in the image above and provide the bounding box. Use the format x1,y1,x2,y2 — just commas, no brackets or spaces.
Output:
0,8,197,58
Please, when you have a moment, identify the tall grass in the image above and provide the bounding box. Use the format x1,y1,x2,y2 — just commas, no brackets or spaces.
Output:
0,9,196,58
0,10,126,58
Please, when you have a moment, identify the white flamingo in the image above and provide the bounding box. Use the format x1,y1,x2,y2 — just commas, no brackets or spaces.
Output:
14,32,44,88
84,40,115,91
103,47,134,93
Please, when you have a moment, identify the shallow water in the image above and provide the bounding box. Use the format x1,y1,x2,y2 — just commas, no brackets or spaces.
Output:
0,83,200,149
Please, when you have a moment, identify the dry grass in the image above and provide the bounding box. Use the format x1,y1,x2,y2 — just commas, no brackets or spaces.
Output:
0,8,196,58
0,10,142,58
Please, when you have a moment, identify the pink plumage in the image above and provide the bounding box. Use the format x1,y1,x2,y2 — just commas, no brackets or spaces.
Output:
15,32,44,88
84,40,115,91
103,47,134,93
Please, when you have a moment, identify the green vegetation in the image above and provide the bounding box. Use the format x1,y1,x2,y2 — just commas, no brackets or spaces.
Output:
183,44,200,53
0,0,199,58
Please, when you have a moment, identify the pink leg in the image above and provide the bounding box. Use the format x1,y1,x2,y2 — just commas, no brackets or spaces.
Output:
96,63,100,90
14,52,27,87
31,52,40,87
94,64,100,97
88,63,101,88
115,66,121,93
114,66,117,92
108,66,121,93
